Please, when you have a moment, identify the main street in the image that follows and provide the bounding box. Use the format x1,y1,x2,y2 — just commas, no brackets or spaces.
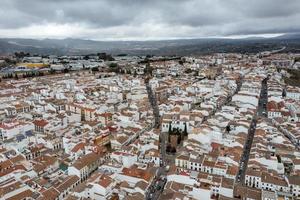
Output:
236,77,268,184
257,77,268,117
145,78,167,200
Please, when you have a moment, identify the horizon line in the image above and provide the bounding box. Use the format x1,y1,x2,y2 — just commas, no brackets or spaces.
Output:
0,33,288,42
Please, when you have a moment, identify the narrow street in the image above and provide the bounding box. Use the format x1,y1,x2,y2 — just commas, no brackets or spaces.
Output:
236,118,257,183
145,80,160,128
202,74,244,124
257,77,268,117
274,122,300,150
145,79,167,200
145,73,252,198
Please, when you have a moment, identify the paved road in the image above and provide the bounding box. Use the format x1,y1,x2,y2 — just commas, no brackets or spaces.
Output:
236,77,268,184
145,79,167,200
146,175,167,200
236,118,257,184
257,77,268,117
145,82,160,128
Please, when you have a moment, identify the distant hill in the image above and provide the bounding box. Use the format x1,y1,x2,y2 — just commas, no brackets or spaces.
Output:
1,34,300,56
273,33,300,40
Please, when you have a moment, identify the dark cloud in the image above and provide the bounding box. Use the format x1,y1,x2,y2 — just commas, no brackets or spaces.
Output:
0,0,299,39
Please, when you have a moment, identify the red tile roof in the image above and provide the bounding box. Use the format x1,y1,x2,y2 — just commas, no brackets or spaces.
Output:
33,119,48,127
71,142,85,153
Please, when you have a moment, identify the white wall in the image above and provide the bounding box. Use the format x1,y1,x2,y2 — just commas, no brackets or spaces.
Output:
219,187,233,198
68,166,81,178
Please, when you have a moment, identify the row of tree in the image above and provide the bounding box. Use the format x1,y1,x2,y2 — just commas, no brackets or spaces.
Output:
1,71,47,80
165,123,188,154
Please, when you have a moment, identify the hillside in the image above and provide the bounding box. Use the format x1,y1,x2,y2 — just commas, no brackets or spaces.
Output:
1,34,300,56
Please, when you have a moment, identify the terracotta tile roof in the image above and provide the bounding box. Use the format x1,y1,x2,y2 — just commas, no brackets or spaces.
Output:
72,153,100,170
56,175,79,193
10,155,25,164
71,142,85,153
34,155,57,169
227,166,238,176
115,135,129,144
65,195,80,200
135,180,148,191
0,165,26,177
0,181,22,197
234,185,261,200
221,177,234,189
124,192,144,200
176,154,189,161
0,160,13,171
246,169,262,177
6,189,34,200
202,160,215,168
33,119,49,127
122,167,152,182
294,159,300,165
261,172,287,187
40,187,60,200
98,174,113,188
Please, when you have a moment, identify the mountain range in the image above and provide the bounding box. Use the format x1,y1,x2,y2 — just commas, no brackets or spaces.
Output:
1,33,300,56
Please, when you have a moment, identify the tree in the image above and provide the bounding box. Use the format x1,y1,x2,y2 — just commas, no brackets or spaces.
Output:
4,58,16,65
184,68,193,74
282,89,286,97
91,67,99,72
109,63,118,68
108,63,119,73
14,52,30,59
226,125,231,133
49,68,56,74
183,122,188,136
98,53,115,61
177,135,181,144
144,63,153,75
117,54,127,57
166,144,172,153
171,147,176,153
168,122,172,133
119,68,124,74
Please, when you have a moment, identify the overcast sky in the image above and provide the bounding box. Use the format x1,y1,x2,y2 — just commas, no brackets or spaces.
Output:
0,0,300,40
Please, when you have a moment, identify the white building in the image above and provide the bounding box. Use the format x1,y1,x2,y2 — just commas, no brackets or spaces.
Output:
68,153,104,181
0,121,34,141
